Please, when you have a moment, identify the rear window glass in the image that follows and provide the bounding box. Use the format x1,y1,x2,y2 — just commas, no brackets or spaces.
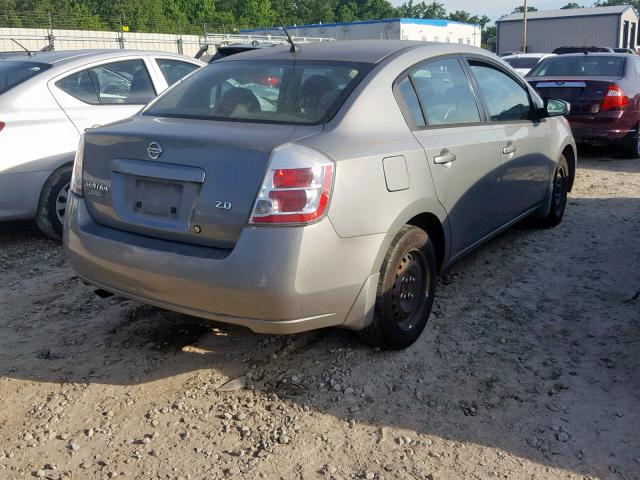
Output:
529,56,625,77
504,57,541,69
0,61,51,94
145,60,372,125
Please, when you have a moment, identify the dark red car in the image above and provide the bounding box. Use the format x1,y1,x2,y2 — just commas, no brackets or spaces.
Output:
527,53,640,157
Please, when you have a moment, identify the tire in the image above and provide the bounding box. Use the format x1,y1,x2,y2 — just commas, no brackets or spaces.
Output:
622,124,640,159
35,165,72,241
538,154,569,228
360,225,437,350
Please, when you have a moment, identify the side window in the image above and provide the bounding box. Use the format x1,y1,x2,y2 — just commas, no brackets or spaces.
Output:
90,60,156,105
469,61,532,121
155,59,200,86
56,59,156,105
396,77,425,128
410,58,481,126
56,70,99,104
635,58,640,77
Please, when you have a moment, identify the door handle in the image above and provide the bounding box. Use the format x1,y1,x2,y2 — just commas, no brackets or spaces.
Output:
502,145,518,155
433,153,456,165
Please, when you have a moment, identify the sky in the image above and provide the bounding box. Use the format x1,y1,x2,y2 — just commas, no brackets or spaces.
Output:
389,0,584,22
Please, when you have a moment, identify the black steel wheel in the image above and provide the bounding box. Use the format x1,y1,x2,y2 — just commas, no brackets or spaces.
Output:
538,154,569,228
360,225,437,350
622,124,640,159
35,165,72,240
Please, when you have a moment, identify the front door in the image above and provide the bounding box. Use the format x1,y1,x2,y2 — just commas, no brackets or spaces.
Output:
465,58,552,220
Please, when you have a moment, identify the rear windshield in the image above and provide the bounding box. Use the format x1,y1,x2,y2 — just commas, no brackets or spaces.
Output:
0,61,51,94
529,56,625,77
144,60,372,125
504,57,541,69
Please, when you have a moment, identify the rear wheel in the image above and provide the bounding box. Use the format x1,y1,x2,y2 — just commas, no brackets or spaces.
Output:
35,165,72,240
622,124,640,158
538,154,569,228
360,225,437,350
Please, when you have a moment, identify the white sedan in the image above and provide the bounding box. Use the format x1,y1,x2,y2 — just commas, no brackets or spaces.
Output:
502,53,556,76
0,49,204,238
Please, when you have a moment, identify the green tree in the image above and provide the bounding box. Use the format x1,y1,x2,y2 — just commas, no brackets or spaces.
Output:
396,1,446,19
594,0,640,8
512,5,538,13
561,2,582,8
447,10,490,28
295,0,336,24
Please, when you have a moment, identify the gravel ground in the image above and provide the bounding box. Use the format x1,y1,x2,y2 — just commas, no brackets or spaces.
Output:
0,151,639,480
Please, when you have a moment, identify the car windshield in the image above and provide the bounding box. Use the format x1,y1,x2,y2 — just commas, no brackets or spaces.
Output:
0,61,51,94
145,60,371,125
529,56,625,77
504,57,542,69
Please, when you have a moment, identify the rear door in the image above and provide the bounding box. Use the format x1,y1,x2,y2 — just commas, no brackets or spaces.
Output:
397,56,502,256
49,57,159,133
465,57,552,220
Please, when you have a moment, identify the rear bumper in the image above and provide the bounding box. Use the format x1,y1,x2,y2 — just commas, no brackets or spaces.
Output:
0,171,49,221
64,195,386,334
568,115,636,145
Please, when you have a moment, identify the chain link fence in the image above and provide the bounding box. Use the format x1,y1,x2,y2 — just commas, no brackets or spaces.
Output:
0,10,332,57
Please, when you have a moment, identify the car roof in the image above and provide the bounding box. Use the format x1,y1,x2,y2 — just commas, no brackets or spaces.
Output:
546,52,629,57
503,53,552,58
0,49,202,67
214,40,487,64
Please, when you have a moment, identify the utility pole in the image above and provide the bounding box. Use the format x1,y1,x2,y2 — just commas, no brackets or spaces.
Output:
521,0,528,53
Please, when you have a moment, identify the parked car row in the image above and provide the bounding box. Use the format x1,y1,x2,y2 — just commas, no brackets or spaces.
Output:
502,52,557,76
56,41,575,349
0,49,204,238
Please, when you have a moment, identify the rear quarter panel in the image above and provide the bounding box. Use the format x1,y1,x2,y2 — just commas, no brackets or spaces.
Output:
0,78,78,175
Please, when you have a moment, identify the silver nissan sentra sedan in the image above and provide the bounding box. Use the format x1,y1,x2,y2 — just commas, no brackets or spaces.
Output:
64,41,576,349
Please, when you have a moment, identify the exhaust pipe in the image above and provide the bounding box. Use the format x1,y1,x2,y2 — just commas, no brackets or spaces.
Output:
94,289,114,299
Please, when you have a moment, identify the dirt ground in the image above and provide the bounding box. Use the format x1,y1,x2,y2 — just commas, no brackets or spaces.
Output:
1,150,639,480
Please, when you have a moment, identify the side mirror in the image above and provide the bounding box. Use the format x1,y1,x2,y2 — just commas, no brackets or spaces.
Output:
545,98,570,117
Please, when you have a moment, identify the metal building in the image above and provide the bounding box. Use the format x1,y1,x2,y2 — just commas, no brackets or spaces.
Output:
242,18,482,47
496,6,639,55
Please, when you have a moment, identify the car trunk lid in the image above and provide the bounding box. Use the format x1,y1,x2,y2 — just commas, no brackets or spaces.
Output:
82,115,322,248
528,77,619,115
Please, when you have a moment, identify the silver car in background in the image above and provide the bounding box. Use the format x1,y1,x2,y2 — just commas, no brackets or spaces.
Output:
65,41,576,349
502,53,556,76
0,49,203,238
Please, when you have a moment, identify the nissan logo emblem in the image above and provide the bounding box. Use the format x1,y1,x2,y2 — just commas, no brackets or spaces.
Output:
147,142,163,160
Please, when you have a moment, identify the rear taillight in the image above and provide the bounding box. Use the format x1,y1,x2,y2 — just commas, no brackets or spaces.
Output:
259,76,280,87
70,135,85,197
0,121,5,132
600,84,629,111
250,143,334,225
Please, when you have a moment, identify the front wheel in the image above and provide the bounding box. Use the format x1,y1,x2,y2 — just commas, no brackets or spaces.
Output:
360,225,437,350
35,165,72,240
538,154,569,228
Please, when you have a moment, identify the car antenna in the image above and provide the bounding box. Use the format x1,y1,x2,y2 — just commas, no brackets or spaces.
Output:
279,19,299,53
10,38,33,56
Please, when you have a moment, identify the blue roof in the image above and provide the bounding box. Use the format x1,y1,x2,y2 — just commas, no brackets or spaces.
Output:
241,18,479,34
